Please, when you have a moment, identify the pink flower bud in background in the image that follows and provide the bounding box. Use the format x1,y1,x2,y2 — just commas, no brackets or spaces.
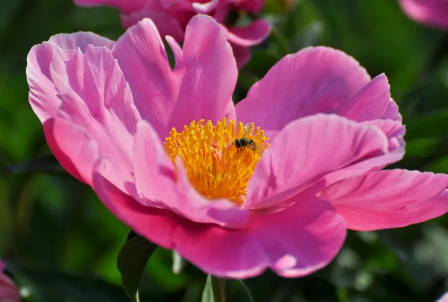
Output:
399,0,448,29
73,0,271,67
0,261,20,302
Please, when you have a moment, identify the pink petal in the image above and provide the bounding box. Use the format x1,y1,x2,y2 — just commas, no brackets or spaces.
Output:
0,260,21,302
399,0,448,29
34,43,140,190
92,170,181,249
231,44,252,69
232,0,264,14
131,121,249,228
245,114,389,210
43,118,98,184
172,193,346,278
381,99,402,122
112,18,177,137
27,42,65,122
338,74,391,122
168,15,237,130
74,0,148,12
236,47,371,135
320,170,448,231
49,32,115,52
437,293,448,302
113,16,236,137
224,20,271,47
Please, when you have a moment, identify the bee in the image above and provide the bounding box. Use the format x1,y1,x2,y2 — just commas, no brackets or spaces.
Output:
234,123,258,151
234,138,258,151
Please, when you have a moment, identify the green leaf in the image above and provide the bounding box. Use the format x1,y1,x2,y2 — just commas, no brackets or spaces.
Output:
3,155,65,174
117,234,158,302
5,261,129,302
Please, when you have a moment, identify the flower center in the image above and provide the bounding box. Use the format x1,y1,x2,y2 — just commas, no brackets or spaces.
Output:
163,118,270,206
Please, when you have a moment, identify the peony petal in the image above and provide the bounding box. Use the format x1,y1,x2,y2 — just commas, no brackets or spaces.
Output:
320,170,448,231
172,193,346,278
224,20,271,47
231,44,252,69
399,0,448,29
74,0,148,12
131,121,250,228
381,99,402,122
338,74,391,122
44,45,140,189
437,293,448,302
245,114,389,210
0,260,21,302
236,47,371,135
168,15,237,131
112,18,177,137
92,169,181,249
27,42,65,122
49,32,115,52
43,118,98,184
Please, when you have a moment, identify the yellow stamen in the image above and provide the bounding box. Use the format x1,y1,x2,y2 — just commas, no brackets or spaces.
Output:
163,118,270,206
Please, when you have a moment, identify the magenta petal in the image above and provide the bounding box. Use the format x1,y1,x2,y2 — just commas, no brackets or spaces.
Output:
132,121,249,228
236,47,371,134
49,32,115,52
120,10,186,41
0,260,21,302
112,18,177,137
224,20,271,47
338,74,391,122
27,42,65,122
320,170,448,231
92,170,181,249
168,15,237,131
381,99,402,122
44,118,98,184
245,114,389,210
399,0,448,29
74,0,148,12
172,194,346,278
231,44,252,69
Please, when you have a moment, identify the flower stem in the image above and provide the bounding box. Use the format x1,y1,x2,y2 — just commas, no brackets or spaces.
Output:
211,277,227,302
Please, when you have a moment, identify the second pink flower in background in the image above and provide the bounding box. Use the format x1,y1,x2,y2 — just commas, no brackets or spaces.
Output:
73,0,271,67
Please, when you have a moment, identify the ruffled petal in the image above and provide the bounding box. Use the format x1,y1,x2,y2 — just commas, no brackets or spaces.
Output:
131,121,249,228
168,15,237,130
245,114,389,209
172,192,346,278
338,74,391,122
320,170,448,231
236,47,371,135
49,32,115,52
399,0,448,29
113,16,236,138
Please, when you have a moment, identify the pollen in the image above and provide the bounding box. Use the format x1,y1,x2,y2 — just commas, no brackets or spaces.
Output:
163,118,270,206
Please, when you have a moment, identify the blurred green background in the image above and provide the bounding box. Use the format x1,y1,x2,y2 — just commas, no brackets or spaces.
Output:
1,0,448,301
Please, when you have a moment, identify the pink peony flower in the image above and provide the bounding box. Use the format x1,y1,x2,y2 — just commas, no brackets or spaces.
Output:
73,0,270,67
27,15,448,278
399,0,448,29
0,261,20,302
